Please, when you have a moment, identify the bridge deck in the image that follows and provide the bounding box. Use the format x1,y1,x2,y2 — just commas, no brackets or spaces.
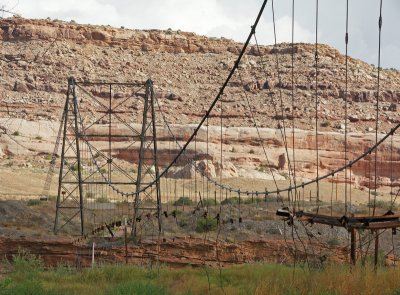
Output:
277,209,400,230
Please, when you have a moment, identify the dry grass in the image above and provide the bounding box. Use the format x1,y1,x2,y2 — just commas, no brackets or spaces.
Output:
2,252,400,295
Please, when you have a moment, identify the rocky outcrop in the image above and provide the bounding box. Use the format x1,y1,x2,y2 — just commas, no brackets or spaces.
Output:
0,235,347,267
0,18,244,55
1,118,398,189
1,18,400,134
1,18,400,193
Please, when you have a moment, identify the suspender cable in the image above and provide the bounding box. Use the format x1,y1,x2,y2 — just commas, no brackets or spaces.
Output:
174,142,178,211
137,0,269,194
330,174,334,216
368,152,372,216
238,69,280,194
194,134,198,204
291,0,297,210
314,0,320,211
167,138,171,212
349,165,352,209
373,0,383,216
206,117,210,203
220,99,223,213
390,134,393,208
271,0,295,204
288,6,303,260
344,0,349,216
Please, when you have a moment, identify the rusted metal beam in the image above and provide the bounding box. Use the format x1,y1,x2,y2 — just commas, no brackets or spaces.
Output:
279,209,400,230
105,223,114,238
353,220,400,230
303,212,399,224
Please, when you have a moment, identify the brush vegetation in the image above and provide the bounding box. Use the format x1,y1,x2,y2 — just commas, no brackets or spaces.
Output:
1,251,400,295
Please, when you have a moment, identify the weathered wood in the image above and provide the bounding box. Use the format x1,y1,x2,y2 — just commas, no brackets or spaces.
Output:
298,212,400,230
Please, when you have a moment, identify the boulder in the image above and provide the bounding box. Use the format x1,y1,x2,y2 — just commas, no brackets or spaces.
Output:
388,103,397,112
13,81,29,92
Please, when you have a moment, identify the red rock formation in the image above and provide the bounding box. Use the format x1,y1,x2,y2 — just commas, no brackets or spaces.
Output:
0,235,347,268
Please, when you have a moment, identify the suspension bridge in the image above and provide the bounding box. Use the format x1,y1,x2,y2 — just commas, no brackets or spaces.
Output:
1,0,399,268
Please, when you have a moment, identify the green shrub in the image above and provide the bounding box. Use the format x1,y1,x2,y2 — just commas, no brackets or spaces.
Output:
367,200,397,210
327,238,340,247
27,199,40,206
243,197,264,204
280,172,289,179
46,195,56,201
257,164,269,173
96,196,110,203
70,163,79,172
86,192,95,199
142,198,156,205
11,131,20,136
371,191,379,196
320,121,331,127
173,196,193,206
177,217,189,228
202,198,219,207
221,197,239,205
195,217,217,233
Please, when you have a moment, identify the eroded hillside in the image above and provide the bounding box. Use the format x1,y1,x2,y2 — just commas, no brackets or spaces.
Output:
1,17,400,132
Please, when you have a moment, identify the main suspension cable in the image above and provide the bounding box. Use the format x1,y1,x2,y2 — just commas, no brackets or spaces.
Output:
291,0,297,210
344,0,349,216
373,0,383,216
314,0,320,212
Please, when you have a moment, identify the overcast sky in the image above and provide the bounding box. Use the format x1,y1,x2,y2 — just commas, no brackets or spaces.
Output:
3,0,400,69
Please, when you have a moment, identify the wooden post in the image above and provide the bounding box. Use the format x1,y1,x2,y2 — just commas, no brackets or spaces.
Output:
374,230,379,271
124,218,128,264
350,228,356,265
91,242,95,268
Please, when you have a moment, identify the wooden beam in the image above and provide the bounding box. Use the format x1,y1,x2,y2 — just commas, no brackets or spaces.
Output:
298,212,400,230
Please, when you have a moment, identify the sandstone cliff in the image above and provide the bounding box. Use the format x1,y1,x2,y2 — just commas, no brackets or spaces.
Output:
1,17,400,194
1,17,400,132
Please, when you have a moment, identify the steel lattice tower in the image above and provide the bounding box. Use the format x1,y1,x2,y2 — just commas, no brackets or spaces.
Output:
54,78,162,237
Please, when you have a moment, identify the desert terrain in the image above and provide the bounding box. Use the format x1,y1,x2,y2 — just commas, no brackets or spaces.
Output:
0,17,399,272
